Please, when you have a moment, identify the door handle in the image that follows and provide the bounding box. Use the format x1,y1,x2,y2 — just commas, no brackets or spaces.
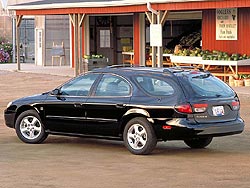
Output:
116,103,125,108
74,103,84,108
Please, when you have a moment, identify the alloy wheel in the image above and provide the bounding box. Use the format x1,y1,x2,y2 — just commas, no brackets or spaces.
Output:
20,115,42,140
127,123,148,150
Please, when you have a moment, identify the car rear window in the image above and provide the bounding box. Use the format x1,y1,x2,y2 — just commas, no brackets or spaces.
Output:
135,76,175,96
188,73,235,97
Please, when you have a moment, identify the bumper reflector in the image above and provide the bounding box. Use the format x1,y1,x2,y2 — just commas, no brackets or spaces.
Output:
162,125,172,130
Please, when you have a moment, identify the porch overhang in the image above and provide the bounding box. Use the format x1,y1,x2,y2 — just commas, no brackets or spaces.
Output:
8,0,212,11
8,0,250,16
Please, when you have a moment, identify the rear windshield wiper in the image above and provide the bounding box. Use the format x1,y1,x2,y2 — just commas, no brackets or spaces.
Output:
215,94,222,97
192,73,211,79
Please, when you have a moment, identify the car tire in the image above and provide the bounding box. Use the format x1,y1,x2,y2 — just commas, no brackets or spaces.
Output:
15,110,48,144
184,137,213,149
123,117,157,155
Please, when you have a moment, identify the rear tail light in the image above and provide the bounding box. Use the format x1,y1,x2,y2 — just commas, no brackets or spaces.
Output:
175,104,193,114
175,103,208,114
232,101,240,110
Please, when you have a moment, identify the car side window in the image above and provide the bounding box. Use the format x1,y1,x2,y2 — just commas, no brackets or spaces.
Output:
60,74,98,96
95,74,130,96
135,76,174,96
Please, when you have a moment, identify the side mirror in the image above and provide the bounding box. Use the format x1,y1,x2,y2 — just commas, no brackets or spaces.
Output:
50,89,61,96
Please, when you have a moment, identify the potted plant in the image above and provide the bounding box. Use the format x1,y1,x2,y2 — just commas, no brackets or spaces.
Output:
233,74,244,87
241,74,250,86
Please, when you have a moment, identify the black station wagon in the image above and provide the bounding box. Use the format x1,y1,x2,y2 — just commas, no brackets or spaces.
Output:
4,66,244,154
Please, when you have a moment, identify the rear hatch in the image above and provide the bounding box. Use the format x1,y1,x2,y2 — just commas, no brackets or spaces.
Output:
190,98,239,123
179,71,239,123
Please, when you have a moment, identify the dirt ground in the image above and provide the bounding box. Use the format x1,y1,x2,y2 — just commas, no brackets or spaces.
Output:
0,70,249,188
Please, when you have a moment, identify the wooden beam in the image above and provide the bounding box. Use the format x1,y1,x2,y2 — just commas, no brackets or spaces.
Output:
145,12,152,24
78,13,85,27
16,15,23,27
69,13,75,27
160,10,170,25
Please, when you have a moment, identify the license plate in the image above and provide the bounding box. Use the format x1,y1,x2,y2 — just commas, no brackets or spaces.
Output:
212,106,225,116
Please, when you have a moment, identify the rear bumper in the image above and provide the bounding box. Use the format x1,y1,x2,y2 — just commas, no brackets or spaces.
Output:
155,118,244,140
191,118,244,136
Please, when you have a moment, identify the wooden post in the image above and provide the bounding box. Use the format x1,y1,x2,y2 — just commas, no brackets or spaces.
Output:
69,13,86,76
69,14,79,76
158,10,169,67
145,11,156,67
133,13,140,66
139,13,146,66
78,14,85,74
75,14,79,76
146,10,169,68
157,11,163,67
151,13,157,67
16,15,23,71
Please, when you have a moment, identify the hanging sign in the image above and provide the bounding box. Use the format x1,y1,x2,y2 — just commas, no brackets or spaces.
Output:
150,24,162,47
216,8,237,40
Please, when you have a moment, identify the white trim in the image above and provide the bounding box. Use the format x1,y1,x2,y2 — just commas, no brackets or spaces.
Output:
7,0,210,10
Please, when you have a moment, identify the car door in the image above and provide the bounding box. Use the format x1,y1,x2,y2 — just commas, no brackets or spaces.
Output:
43,73,100,134
85,73,132,136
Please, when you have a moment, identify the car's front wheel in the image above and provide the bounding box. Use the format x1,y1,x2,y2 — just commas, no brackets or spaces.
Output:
15,110,48,144
123,117,157,155
184,137,213,149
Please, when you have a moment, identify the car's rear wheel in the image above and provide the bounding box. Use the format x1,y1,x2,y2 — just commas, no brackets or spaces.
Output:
15,110,48,144
184,137,213,149
123,117,157,155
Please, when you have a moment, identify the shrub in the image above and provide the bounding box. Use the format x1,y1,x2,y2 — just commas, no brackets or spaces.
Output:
0,37,12,63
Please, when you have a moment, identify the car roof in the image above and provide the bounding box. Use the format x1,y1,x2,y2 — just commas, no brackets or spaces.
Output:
90,66,209,77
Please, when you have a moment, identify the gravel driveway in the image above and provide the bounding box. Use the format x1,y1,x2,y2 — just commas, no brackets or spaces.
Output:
0,70,249,188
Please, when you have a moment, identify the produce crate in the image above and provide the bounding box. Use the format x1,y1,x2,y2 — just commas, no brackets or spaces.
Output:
83,58,109,71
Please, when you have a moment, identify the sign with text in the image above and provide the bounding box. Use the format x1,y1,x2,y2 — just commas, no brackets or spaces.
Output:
150,24,162,47
216,8,237,40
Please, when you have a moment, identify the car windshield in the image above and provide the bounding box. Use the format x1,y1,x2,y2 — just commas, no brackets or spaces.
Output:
188,74,235,97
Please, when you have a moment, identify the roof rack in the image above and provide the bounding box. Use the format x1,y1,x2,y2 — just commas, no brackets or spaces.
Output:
106,64,145,68
165,66,207,73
